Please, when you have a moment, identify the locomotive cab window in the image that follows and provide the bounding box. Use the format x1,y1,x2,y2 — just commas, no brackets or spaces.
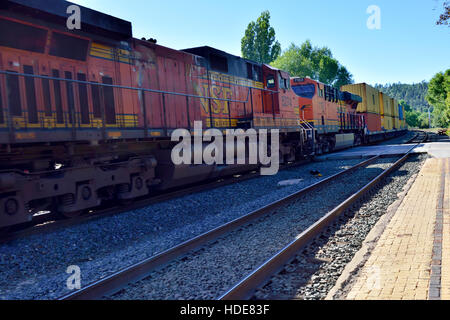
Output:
49,32,89,61
0,18,47,53
292,84,315,98
278,75,285,89
279,75,289,90
267,75,275,88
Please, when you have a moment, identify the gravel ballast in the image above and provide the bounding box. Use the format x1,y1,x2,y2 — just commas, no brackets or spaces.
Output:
109,158,397,300
252,154,427,300
0,159,362,300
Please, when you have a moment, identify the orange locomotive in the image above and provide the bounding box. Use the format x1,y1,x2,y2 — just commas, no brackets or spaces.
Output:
291,77,365,154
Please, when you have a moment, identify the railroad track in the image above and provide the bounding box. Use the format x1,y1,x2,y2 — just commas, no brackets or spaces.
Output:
406,130,428,144
219,137,427,300
59,155,389,300
0,160,307,244
59,133,426,300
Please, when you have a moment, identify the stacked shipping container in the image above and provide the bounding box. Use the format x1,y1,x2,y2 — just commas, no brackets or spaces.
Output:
341,83,381,133
341,83,407,135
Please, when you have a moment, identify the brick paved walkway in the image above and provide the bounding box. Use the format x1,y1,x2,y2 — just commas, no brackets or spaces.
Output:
345,158,449,300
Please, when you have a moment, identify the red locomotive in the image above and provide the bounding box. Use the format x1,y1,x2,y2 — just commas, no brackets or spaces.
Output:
0,0,405,229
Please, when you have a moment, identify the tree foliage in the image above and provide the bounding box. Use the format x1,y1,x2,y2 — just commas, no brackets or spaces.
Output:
426,69,450,127
241,11,281,64
335,66,354,89
375,82,430,113
437,1,450,25
271,40,353,88
404,110,431,128
399,100,427,128
389,70,450,128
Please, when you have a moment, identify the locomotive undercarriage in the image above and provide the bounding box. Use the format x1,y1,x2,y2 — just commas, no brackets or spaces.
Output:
0,131,311,229
314,130,365,155
0,140,160,228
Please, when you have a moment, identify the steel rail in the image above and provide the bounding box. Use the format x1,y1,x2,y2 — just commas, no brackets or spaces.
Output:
406,131,427,144
58,156,379,300
218,144,422,300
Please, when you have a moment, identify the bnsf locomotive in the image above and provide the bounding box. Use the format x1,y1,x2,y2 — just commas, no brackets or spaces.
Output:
0,0,406,229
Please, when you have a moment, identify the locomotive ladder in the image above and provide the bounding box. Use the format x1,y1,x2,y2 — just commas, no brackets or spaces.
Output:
299,116,314,145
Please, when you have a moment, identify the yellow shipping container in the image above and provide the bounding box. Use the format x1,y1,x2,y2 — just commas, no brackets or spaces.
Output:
384,97,392,116
399,104,406,129
393,99,400,118
388,98,395,119
341,83,380,114
384,115,393,131
380,93,393,116
393,99,400,129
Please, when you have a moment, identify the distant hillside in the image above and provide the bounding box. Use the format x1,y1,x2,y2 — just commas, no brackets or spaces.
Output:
374,82,430,112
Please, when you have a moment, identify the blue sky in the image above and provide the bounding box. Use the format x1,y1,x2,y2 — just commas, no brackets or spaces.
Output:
71,0,449,85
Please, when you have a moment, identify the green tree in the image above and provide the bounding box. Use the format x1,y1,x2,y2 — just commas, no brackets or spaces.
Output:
426,69,450,127
241,11,281,64
405,110,420,127
399,100,412,112
317,55,339,84
271,40,353,87
268,43,313,77
418,112,430,129
334,66,354,89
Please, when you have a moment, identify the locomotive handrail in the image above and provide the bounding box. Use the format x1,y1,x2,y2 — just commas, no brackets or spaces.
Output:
0,70,278,105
